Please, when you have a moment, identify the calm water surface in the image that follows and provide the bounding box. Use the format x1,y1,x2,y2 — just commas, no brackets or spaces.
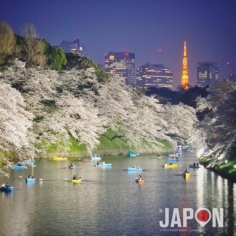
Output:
0,152,236,236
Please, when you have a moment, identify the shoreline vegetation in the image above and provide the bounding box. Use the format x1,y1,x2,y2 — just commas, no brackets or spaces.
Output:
0,131,174,165
200,156,236,183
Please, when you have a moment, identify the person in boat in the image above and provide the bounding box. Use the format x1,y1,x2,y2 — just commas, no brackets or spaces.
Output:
69,163,74,168
137,165,140,169
196,163,199,167
73,175,76,180
138,175,142,180
97,161,99,165
5,183,10,187
18,163,22,166
28,174,32,178
193,162,196,166
133,165,136,168
184,169,189,174
1,183,5,187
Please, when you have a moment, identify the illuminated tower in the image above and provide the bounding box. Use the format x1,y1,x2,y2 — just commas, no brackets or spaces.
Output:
181,40,189,90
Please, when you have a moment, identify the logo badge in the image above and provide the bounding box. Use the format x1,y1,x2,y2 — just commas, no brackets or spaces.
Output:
195,208,211,227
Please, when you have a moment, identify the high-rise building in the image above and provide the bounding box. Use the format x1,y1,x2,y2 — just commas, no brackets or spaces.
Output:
59,38,86,57
181,40,189,90
197,62,219,87
136,62,173,89
104,52,136,86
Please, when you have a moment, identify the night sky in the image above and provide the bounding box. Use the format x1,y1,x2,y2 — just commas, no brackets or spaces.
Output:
1,0,236,88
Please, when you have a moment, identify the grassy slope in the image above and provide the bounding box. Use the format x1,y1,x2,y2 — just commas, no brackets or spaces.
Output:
69,129,173,152
46,129,173,153
0,130,173,163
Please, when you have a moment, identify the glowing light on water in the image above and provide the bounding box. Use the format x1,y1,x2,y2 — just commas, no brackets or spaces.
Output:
197,148,204,158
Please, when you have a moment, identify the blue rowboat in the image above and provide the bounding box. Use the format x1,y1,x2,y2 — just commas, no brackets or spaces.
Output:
18,160,35,165
169,153,180,157
0,186,14,192
95,163,112,167
189,165,200,168
26,178,35,183
13,165,27,170
168,158,179,162
127,151,140,157
69,166,78,170
127,167,143,171
91,154,101,160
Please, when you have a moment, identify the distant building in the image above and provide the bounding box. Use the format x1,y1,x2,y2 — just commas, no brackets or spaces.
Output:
104,52,136,86
59,38,86,57
197,62,219,87
136,62,173,89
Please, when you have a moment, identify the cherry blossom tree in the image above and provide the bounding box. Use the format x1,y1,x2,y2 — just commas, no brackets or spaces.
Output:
0,59,198,160
0,83,35,176
1,60,105,156
193,80,236,165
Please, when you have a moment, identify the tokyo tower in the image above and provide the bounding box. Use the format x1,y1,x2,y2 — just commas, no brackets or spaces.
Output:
181,40,189,90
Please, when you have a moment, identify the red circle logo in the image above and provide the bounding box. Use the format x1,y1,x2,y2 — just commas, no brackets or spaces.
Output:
196,209,210,222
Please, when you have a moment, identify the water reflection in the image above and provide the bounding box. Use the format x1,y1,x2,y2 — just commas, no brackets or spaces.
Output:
1,154,236,235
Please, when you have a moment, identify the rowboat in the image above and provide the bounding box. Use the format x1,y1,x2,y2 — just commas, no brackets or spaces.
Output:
53,157,68,161
72,179,82,184
169,153,180,157
0,186,14,192
18,160,35,165
156,156,162,159
135,179,145,184
91,154,101,160
183,173,191,179
13,165,27,170
168,157,179,162
127,167,143,171
95,163,112,167
189,165,200,168
163,163,179,168
69,166,78,170
127,151,140,157
26,178,35,183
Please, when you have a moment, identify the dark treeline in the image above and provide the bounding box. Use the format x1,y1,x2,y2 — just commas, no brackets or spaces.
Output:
145,86,209,107
145,86,209,120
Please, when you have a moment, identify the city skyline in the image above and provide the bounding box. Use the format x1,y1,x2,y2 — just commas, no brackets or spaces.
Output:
1,0,236,89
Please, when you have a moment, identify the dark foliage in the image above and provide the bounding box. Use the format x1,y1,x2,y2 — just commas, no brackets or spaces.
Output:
64,53,109,83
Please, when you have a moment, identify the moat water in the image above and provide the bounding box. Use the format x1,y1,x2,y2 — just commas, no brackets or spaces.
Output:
0,152,235,236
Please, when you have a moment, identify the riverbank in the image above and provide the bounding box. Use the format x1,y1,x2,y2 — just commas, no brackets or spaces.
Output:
0,147,175,164
46,147,174,159
200,156,236,183
0,129,175,164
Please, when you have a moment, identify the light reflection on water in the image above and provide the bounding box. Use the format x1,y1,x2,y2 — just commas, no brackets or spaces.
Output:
0,153,236,235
